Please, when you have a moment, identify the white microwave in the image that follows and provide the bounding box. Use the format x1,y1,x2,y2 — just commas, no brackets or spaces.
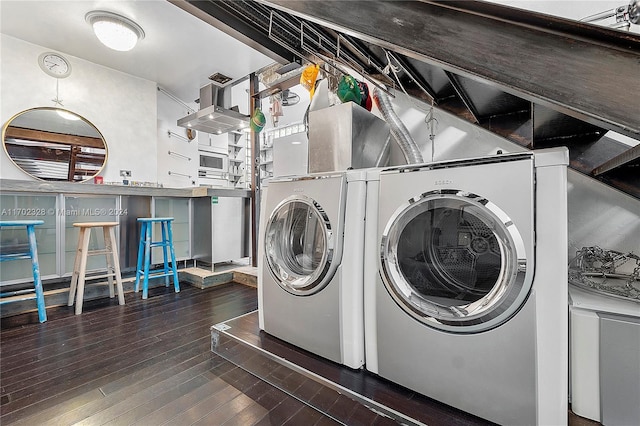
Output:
198,149,227,173
198,148,228,186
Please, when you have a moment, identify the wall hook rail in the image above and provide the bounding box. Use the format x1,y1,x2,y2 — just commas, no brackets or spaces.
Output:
167,150,191,161
167,130,190,143
167,171,191,178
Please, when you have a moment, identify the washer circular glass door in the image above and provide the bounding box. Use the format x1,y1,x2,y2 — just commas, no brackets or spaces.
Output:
265,196,334,295
380,190,531,333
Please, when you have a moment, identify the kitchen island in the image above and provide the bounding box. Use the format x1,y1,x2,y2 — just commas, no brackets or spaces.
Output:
0,179,250,287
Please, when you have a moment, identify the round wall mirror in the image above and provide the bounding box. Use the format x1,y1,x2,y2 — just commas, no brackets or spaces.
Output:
2,107,107,182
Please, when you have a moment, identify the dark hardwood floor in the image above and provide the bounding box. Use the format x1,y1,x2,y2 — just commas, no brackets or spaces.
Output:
1,281,601,426
0,283,347,425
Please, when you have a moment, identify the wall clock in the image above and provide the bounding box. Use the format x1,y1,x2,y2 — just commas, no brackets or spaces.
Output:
38,52,72,78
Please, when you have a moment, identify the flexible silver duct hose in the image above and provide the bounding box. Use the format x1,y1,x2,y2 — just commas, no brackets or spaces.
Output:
373,88,423,164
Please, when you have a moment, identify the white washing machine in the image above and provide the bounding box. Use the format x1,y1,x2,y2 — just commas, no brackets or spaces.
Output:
364,149,569,425
258,170,368,369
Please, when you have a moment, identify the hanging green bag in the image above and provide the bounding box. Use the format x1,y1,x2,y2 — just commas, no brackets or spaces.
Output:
250,107,266,133
337,75,362,104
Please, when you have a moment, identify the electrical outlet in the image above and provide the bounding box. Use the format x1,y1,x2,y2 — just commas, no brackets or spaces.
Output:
120,170,131,178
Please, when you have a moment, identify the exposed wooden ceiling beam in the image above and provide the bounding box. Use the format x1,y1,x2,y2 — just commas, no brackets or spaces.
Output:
592,144,640,176
5,126,105,149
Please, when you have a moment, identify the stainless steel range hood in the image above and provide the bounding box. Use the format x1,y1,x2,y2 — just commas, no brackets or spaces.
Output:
177,83,249,134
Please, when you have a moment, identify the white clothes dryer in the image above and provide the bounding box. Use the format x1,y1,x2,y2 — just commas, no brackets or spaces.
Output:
258,170,368,369
364,149,569,425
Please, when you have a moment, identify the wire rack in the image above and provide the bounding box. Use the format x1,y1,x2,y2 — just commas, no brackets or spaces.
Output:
569,246,640,303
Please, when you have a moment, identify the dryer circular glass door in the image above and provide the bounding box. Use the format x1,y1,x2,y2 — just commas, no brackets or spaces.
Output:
265,196,334,295
380,190,531,333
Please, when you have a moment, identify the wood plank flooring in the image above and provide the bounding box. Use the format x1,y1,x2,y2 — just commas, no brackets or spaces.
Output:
0,283,344,425
1,282,601,426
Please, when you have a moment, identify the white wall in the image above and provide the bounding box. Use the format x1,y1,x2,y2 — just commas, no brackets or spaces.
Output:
156,88,199,187
384,92,528,165
1,35,157,183
567,173,640,256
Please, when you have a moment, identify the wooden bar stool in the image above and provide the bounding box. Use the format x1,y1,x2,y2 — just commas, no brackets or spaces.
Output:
135,217,180,299
0,220,47,323
68,222,124,315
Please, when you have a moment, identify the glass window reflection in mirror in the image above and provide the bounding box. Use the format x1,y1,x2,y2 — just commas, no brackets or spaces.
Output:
2,107,107,182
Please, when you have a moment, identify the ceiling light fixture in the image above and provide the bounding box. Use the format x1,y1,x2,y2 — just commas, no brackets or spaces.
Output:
85,10,145,52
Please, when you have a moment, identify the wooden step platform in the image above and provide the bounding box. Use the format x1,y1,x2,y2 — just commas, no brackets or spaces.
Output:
180,265,257,289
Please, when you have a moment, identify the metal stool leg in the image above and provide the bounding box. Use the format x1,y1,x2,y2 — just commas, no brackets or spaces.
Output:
26,224,46,323
167,221,180,293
